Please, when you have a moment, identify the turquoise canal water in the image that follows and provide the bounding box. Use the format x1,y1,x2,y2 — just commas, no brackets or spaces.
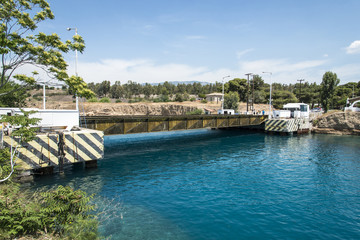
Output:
28,130,360,239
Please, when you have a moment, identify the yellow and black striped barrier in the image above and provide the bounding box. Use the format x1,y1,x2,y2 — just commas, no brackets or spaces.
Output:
2,129,104,171
265,118,310,133
265,119,288,132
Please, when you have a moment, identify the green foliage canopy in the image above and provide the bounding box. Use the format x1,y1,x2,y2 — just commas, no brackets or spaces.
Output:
225,78,248,101
0,184,98,239
320,71,340,112
224,91,240,110
0,0,94,99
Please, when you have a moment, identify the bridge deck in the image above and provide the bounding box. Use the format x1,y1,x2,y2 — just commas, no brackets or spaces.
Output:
83,114,267,135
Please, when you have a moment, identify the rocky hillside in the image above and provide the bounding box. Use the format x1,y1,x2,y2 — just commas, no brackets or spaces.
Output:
27,91,270,116
313,112,360,135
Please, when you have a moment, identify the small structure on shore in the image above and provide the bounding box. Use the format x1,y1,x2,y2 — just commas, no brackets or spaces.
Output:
266,103,311,134
217,109,235,115
206,92,223,103
345,97,360,112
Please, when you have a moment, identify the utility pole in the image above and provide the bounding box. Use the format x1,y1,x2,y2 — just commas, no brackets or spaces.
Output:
222,75,230,112
252,75,255,112
245,73,252,112
297,79,304,102
67,27,79,111
262,72,272,119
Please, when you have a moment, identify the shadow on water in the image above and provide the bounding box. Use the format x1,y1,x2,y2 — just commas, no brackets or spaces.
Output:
101,129,267,182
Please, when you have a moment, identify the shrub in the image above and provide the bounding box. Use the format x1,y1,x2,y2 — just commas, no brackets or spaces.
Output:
0,184,98,239
115,99,122,103
87,98,98,103
186,109,203,115
99,97,110,103
190,97,196,102
198,93,206,98
175,93,183,102
201,99,208,103
152,95,170,103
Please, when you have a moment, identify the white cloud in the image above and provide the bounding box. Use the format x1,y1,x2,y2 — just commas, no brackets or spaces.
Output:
236,49,254,59
72,57,330,85
238,58,327,83
14,55,335,85
76,59,214,84
332,63,360,81
346,40,360,54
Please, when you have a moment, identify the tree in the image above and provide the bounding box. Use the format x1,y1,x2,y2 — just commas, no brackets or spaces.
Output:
225,78,248,101
224,91,240,110
143,83,154,99
0,81,29,107
320,71,340,112
175,93,184,102
252,75,265,90
110,81,124,99
272,90,298,109
96,80,111,97
0,0,94,99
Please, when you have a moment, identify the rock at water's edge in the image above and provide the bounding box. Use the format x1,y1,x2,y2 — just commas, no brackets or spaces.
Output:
312,112,360,135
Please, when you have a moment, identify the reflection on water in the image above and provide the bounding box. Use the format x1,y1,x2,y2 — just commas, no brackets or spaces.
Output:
27,130,360,240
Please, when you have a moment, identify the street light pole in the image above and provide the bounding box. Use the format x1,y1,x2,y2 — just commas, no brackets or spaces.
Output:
67,27,79,111
262,72,272,119
245,73,253,113
297,79,304,103
222,75,230,112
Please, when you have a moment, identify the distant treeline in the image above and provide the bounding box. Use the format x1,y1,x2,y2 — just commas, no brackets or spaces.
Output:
1,73,359,110
84,75,360,109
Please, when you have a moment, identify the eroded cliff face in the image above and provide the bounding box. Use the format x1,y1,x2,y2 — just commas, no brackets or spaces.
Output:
84,103,203,116
313,112,360,135
37,101,270,116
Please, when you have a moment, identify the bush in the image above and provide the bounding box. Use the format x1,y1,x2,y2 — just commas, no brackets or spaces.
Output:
0,184,98,239
152,95,170,103
115,99,122,103
99,97,110,103
190,97,196,102
87,98,98,103
175,93,183,102
186,109,203,115
198,93,206,98
201,99,207,103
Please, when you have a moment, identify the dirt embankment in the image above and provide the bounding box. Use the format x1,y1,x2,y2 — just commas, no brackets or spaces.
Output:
32,100,269,116
313,112,360,135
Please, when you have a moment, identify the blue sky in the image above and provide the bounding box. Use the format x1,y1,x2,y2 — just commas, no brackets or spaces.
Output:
40,0,360,85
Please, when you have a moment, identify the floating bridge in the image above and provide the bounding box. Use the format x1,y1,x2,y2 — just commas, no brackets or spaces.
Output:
83,114,267,135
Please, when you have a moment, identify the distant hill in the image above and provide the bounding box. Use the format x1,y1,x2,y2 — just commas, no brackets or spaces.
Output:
148,81,211,86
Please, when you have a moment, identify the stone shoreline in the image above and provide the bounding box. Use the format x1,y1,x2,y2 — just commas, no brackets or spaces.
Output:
312,112,360,136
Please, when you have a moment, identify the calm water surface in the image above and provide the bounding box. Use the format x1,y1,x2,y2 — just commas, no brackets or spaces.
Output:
28,130,360,239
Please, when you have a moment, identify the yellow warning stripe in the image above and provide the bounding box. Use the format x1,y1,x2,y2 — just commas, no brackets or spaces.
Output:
265,120,287,131
2,130,104,171
72,133,102,159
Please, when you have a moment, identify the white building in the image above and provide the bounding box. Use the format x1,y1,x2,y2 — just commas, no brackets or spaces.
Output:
273,103,310,119
217,109,235,115
206,93,223,103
